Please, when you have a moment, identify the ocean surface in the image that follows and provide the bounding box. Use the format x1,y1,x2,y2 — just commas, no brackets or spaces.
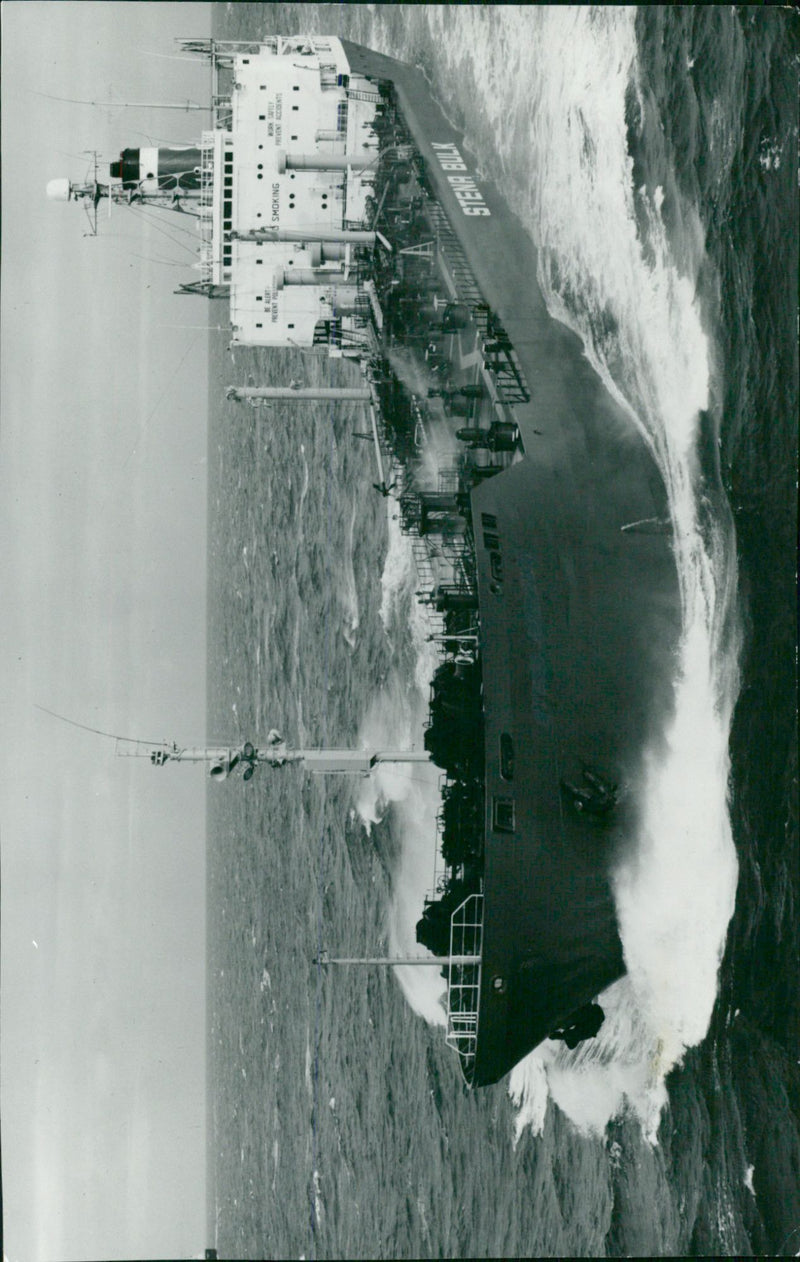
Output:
206,6,799,1257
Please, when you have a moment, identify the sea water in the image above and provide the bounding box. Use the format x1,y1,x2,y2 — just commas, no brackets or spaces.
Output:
208,6,798,1257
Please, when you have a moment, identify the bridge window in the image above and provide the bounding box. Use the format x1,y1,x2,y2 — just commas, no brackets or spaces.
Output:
499,734,514,781
490,552,503,583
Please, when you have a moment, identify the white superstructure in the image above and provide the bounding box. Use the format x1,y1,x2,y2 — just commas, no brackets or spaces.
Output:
47,36,389,349
199,35,385,347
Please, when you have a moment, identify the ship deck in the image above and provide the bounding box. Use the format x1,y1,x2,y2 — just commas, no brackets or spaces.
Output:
343,39,682,1086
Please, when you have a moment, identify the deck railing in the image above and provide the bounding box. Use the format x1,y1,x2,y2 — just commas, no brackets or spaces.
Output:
445,893,483,1082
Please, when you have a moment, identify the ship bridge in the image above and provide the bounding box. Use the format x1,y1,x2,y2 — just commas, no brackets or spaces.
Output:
183,35,387,347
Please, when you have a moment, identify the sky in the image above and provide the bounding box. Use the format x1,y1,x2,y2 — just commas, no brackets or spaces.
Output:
1,4,213,1259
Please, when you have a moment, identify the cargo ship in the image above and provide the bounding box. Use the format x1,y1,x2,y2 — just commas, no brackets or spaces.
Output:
47,35,680,1087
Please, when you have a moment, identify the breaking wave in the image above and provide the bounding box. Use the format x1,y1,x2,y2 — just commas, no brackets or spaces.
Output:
354,509,446,1027
340,497,360,647
453,6,740,1139
386,6,742,1139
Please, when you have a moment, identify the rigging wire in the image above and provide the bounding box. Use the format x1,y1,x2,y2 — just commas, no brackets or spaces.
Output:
123,202,199,257
50,146,96,164
126,194,202,234
102,236,195,267
135,49,209,64
119,127,200,146
33,704,163,747
129,253,197,268
127,197,203,237
25,87,209,111
120,331,203,471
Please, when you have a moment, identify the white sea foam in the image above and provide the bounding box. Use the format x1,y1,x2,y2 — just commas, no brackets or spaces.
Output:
298,444,310,507
342,4,740,1139
378,508,415,636
517,8,738,1136
312,1169,324,1226
413,6,741,1140
385,772,448,1029
296,442,310,551
340,497,360,648
355,506,446,1025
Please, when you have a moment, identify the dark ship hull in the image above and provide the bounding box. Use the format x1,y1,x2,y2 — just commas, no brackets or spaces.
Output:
343,41,681,1086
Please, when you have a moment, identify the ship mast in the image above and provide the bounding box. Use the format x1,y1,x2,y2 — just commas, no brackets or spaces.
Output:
227,386,371,402
315,952,480,967
123,736,464,969
226,379,391,493
118,729,430,781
